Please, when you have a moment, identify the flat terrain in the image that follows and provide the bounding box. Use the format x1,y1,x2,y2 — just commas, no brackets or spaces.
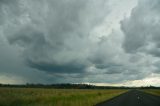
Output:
0,88,126,106
96,90,160,106
143,89,160,96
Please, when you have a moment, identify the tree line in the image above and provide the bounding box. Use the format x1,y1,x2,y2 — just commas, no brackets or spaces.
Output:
0,83,160,89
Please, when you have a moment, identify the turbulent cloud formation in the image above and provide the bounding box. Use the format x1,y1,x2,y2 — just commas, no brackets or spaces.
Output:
2,0,109,74
121,0,160,75
0,0,160,86
121,0,160,56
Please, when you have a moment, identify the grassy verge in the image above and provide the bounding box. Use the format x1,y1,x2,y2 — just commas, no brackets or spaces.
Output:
142,89,160,96
0,88,127,106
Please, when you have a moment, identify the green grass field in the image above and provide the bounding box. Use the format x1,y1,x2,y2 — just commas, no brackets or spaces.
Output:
142,89,160,96
0,88,127,106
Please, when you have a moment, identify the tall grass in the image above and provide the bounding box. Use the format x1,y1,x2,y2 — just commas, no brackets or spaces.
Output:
0,88,127,106
143,89,160,96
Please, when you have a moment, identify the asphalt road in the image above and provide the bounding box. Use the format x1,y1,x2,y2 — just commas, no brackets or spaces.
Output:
96,90,160,106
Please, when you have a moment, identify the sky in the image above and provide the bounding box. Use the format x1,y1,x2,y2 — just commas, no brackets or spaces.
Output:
0,0,160,87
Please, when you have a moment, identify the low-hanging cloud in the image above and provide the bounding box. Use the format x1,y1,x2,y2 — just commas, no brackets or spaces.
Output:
2,0,109,74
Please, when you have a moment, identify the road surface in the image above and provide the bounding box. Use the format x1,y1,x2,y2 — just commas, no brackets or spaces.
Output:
96,90,160,106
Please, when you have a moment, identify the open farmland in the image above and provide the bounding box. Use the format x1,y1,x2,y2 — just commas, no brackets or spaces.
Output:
0,88,127,106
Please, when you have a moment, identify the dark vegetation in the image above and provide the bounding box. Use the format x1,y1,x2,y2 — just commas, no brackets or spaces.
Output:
0,83,159,89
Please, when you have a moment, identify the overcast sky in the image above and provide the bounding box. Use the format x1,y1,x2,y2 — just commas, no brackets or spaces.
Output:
0,0,160,86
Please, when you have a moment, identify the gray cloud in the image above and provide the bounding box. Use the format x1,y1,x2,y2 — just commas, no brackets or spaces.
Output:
2,0,109,74
1,0,160,85
120,0,160,76
121,0,160,56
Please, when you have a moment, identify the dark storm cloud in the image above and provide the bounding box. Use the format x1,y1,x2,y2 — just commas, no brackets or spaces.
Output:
1,0,160,85
26,59,87,73
2,0,109,74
